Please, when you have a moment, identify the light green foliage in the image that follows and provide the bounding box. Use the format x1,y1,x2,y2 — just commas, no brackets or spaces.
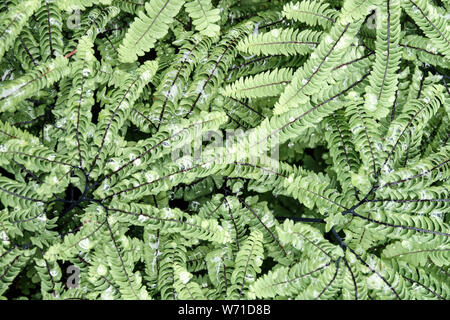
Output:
237,28,323,56
184,0,221,37
0,0,449,301
221,67,294,99
35,0,65,61
117,0,186,63
363,0,402,119
0,0,41,60
402,0,450,59
282,0,338,29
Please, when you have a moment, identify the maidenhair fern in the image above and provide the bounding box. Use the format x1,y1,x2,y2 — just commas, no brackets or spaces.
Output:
0,0,449,301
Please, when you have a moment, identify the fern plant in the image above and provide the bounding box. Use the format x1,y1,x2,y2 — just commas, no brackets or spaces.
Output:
0,0,449,300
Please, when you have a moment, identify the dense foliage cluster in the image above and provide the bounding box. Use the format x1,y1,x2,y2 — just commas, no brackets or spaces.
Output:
0,0,449,300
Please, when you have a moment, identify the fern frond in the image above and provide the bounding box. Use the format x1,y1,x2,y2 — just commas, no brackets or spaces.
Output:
249,258,333,298
227,230,264,299
273,19,362,115
117,0,185,63
0,56,70,112
35,0,65,61
184,0,220,37
221,68,293,99
89,60,159,176
402,0,450,59
282,0,338,29
382,239,450,267
55,0,112,11
363,0,402,119
237,28,323,56
12,28,40,70
0,249,34,295
0,0,40,61
173,263,206,299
